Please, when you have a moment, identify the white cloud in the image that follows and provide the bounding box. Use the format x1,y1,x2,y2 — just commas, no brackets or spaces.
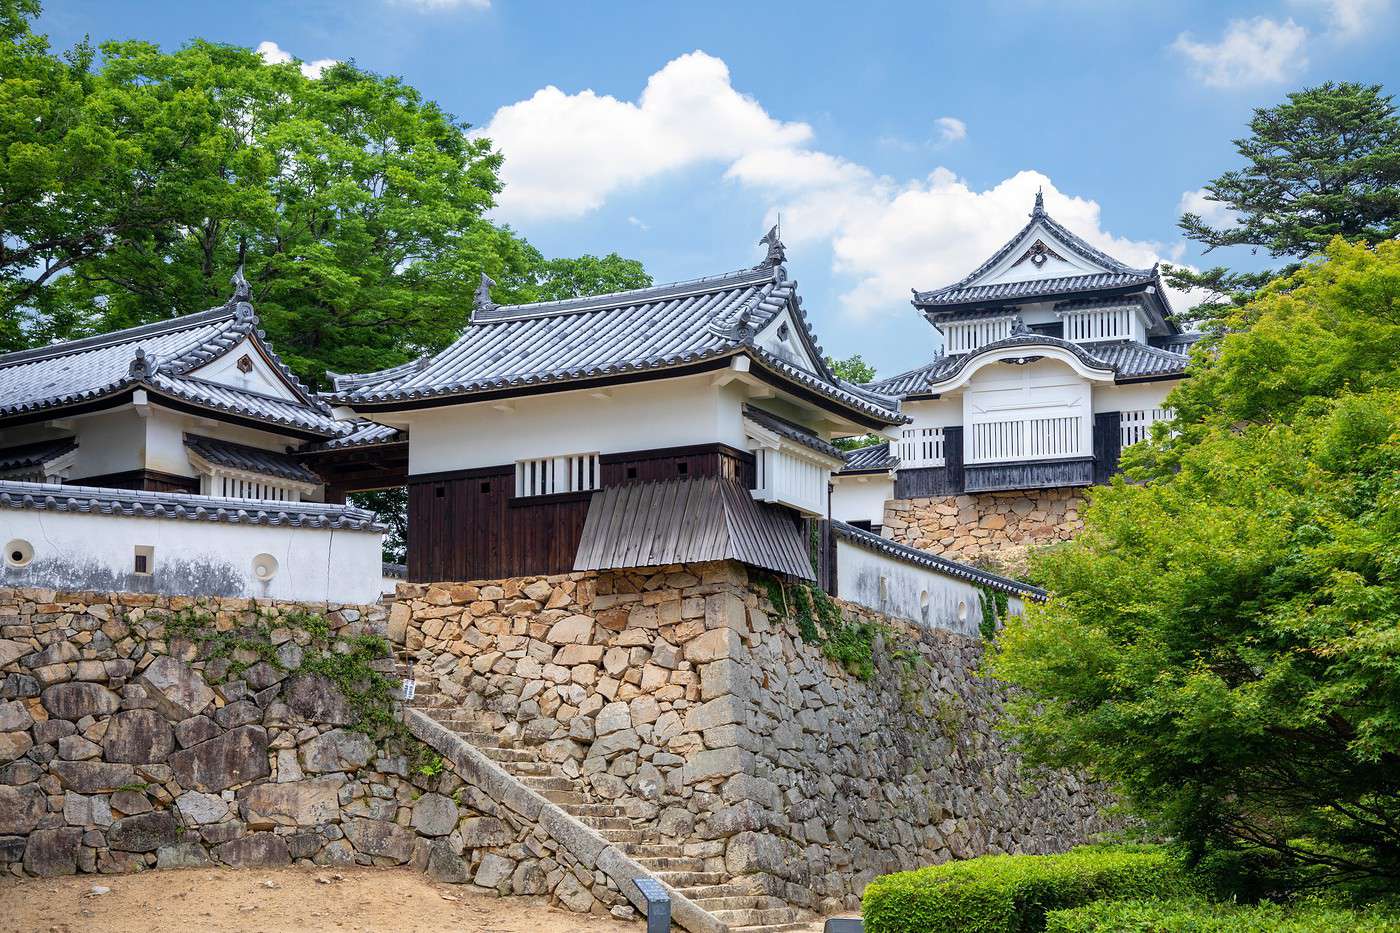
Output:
627,215,649,231
256,41,337,79
934,117,967,144
481,52,1193,319
391,0,490,9
476,51,812,220
1301,0,1391,38
1178,187,1239,229
1171,17,1308,88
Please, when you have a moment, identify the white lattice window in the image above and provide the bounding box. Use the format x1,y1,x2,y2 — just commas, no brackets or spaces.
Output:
752,447,828,517
1059,306,1134,343
1120,408,1172,447
514,453,601,497
942,317,1013,354
971,415,1084,463
894,427,945,467
201,472,308,502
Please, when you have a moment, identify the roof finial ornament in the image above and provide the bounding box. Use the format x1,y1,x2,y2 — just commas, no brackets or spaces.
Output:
759,220,787,267
128,347,158,378
1009,314,1031,337
1032,187,1045,217
474,272,497,313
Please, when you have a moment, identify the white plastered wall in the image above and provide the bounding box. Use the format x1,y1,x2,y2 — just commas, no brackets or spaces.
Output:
830,474,893,527
835,539,1015,637
1,508,383,603
400,375,753,475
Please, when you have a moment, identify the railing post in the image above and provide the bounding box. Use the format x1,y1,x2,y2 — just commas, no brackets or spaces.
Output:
635,878,671,932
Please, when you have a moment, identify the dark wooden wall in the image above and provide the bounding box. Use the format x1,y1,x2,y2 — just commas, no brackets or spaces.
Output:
963,458,1095,493
406,444,756,583
893,426,963,499
71,469,199,494
1093,411,1122,484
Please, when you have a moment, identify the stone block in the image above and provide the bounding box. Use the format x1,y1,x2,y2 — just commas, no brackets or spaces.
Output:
156,841,211,869
473,851,515,888
176,791,229,825
458,815,513,848
40,682,120,721
284,674,354,725
174,715,220,748
685,627,744,663
214,831,291,867
343,818,414,862
108,810,178,852
545,615,594,645
102,709,175,764
0,700,33,732
240,776,342,827
299,728,373,773
23,826,82,877
137,657,213,721
409,792,458,837
0,731,32,764
169,725,270,793
0,784,45,834
50,759,135,793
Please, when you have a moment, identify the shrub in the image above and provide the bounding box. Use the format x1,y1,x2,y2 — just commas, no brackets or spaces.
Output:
861,845,1192,933
1045,898,1400,932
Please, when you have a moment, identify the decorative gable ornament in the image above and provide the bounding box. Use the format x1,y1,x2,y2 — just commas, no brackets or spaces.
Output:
236,354,254,374
128,348,159,378
1013,239,1067,270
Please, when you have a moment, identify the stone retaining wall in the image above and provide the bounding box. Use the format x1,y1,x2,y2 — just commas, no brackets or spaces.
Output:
0,586,631,920
395,560,1115,914
882,488,1086,574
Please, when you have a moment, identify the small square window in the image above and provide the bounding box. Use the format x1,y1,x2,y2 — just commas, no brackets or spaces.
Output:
435,485,446,499
677,462,689,476
479,481,491,493
626,466,638,480
133,545,154,576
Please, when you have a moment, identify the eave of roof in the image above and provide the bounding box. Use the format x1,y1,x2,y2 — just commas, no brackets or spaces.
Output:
184,434,323,484
837,441,898,474
742,405,844,460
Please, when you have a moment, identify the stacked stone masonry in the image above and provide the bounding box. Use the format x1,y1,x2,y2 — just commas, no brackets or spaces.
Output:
0,587,646,923
882,488,1086,574
395,560,1115,924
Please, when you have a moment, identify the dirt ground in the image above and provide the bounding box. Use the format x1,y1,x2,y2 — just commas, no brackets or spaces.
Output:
0,865,646,933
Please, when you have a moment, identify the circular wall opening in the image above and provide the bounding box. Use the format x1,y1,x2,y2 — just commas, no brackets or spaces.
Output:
4,539,33,569
251,553,279,582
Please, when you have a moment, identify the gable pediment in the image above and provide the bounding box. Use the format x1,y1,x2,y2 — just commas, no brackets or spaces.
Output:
970,222,1110,288
754,308,821,375
187,336,300,401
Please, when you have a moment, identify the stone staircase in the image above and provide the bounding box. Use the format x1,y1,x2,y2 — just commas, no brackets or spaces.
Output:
408,682,806,933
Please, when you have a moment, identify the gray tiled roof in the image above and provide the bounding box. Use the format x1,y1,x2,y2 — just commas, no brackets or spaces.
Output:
1150,333,1203,355
0,480,383,531
912,195,1176,329
838,442,898,474
327,265,903,426
303,420,406,452
742,405,844,460
830,520,1047,601
865,334,1189,400
0,296,347,437
184,435,323,484
0,438,78,474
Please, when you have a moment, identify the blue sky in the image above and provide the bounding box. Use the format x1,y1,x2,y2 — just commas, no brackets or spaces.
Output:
38,0,1400,377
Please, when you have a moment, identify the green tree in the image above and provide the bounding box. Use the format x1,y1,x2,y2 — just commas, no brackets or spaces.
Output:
1165,83,1400,327
826,353,879,451
0,7,649,383
992,240,1400,889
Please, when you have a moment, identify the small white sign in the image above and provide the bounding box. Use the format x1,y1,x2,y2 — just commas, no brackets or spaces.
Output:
401,679,417,700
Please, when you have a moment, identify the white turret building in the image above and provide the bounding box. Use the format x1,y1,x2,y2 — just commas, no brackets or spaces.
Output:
830,192,1196,568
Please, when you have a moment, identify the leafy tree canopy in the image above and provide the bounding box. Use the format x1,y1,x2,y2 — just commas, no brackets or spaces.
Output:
993,240,1400,890
826,353,879,451
1166,82,1400,328
0,7,649,384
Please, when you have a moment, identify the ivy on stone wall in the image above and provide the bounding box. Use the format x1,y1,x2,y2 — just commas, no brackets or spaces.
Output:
159,608,438,772
977,585,1010,640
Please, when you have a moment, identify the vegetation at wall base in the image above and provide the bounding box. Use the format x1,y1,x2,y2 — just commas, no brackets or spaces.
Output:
1045,898,1400,933
860,845,1193,933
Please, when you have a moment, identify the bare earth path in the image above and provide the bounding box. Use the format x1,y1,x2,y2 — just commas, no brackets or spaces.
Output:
0,865,645,933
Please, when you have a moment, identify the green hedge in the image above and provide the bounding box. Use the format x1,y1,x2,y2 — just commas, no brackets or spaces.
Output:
1045,898,1400,932
861,846,1192,933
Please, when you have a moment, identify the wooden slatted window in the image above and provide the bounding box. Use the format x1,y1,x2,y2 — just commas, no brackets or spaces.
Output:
1060,307,1133,343
894,427,945,467
942,317,1013,354
1120,408,1172,447
971,415,1083,463
514,453,601,497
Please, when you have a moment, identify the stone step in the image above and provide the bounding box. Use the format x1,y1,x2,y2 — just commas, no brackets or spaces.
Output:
539,789,587,805
690,895,790,912
653,870,725,888
728,924,811,933
712,908,802,927
633,855,707,873
566,804,624,819
676,884,762,900
599,828,647,845
478,747,544,766
520,775,575,791
618,842,686,858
